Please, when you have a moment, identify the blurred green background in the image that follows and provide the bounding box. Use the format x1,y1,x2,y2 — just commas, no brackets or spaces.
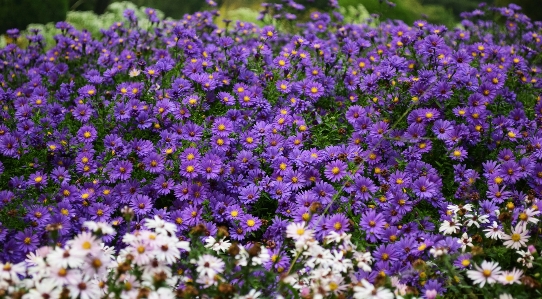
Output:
0,0,541,34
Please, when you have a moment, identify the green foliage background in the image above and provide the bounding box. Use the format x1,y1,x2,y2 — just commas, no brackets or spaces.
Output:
0,0,69,33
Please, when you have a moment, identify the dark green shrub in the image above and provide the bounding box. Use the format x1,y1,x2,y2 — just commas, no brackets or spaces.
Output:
0,0,68,33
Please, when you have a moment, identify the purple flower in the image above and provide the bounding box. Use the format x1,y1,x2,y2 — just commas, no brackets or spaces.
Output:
77,125,98,144
360,209,386,242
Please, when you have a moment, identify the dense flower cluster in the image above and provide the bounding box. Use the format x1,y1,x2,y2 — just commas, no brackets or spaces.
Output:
1,0,542,297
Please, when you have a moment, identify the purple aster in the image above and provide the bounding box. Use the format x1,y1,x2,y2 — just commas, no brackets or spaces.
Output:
241,214,262,233
305,81,324,99
108,160,133,181
325,213,349,235
77,125,98,144
72,103,94,122
412,177,437,199
324,160,348,182
355,176,377,201
28,172,47,188
15,228,40,253
374,244,400,264
153,175,174,195
360,209,386,242
143,152,165,174
129,194,152,216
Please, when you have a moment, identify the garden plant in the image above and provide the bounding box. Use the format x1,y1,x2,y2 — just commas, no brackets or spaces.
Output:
0,0,541,298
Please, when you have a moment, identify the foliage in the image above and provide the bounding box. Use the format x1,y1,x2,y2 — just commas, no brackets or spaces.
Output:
0,0,68,33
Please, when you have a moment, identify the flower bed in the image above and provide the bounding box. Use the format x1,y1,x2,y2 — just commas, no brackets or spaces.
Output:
0,1,541,298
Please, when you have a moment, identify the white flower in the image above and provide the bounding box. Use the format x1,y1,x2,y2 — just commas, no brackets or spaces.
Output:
144,216,177,236
238,289,262,299
466,260,502,287
498,268,523,285
464,213,489,228
68,231,101,255
0,262,26,283
353,279,394,299
439,218,461,235
502,224,529,250
484,221,504,240
458,232,473,251
22,279,62,299
47,246,86,269
83,221,115,236
516,250,534,268
205,236,231,253
517,208,540,229
148,287,175,299
129,68,141,77
286,222,314,242
67,276,102,299
195,254,225,278
353,251,373,272
498,294,515,299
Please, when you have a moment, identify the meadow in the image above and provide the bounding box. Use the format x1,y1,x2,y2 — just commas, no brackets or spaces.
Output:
0,1,541,298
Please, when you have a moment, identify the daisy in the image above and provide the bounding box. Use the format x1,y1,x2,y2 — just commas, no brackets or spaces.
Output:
439,218,461,235
0,262,26,282
155,236,181,264
517,208,540,229
483,221,504,240
498,268,523,285
239,289,262,299
67,276,102,299
466,260,502,287
47,247,85,269
353,279,394,299
22,278,62,299
458,232,473,251
502,224,529,250
195,254,225,278
204,236,232,253
286,222,314,242
69,231,100,255
145,215,177,236
516,250,534,268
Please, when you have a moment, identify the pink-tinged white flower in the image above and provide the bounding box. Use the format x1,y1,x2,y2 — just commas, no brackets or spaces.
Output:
67,276,102,299
466,260,502,287
498,294,515,299
0,262,26,282
286,222,314,242
195,254,225,278
142,259,171,278
145,215,177,235
498,268,523,284
69,231,101,255
483,221,504,240
49,267,80,286
458,232,473,251
439,218,461,235
353,279,394,299
82,252,112,280
22,278,62,299
502,224,529,250
128,239,152,266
